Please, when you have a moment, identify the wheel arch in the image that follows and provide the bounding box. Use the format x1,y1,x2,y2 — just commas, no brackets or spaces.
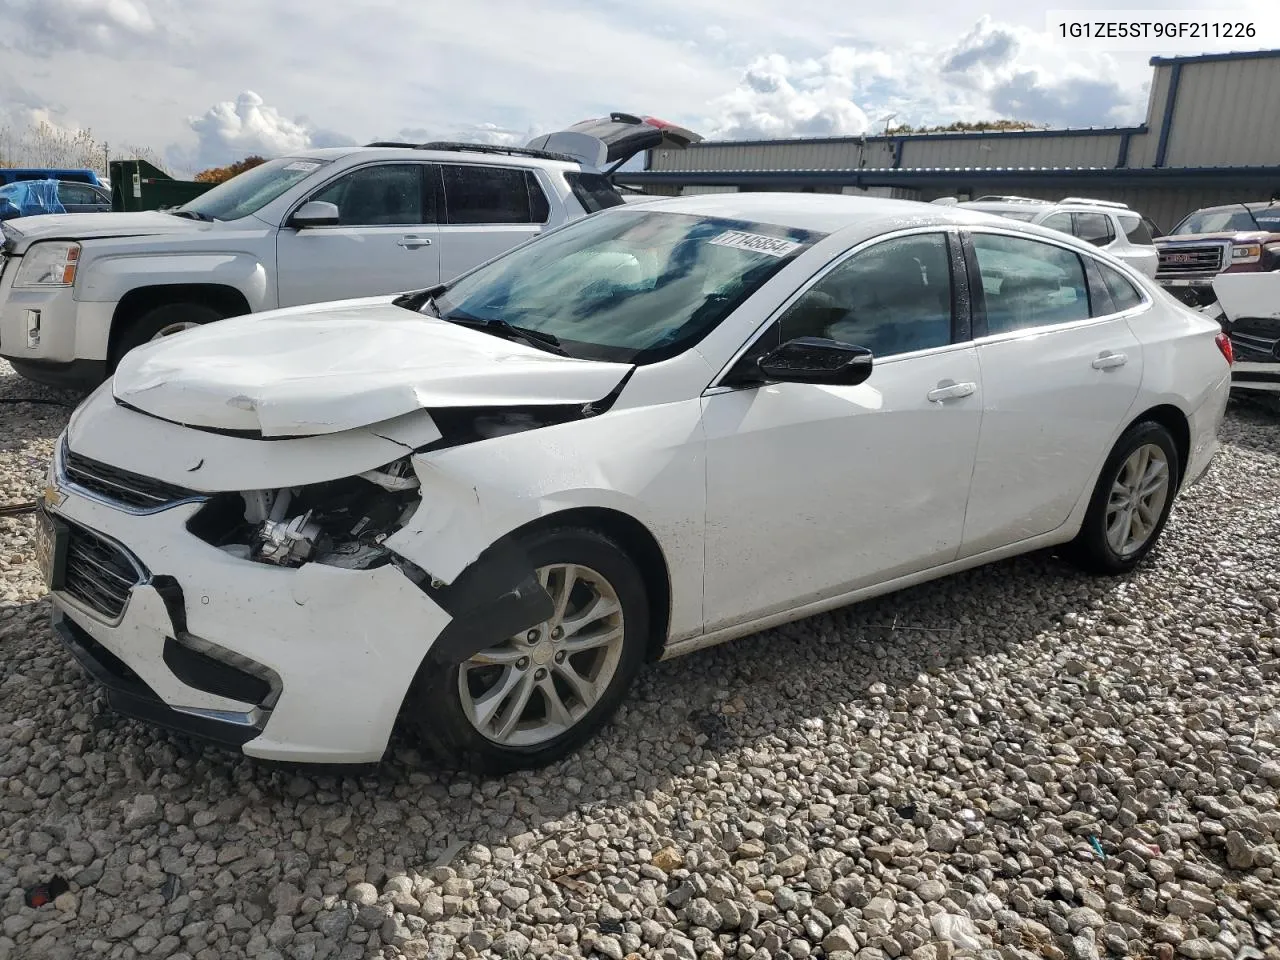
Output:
513,506,673,662
108,283,253,361
1125,402,1190,487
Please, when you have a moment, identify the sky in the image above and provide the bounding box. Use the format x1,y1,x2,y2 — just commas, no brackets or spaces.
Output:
1,0,1275,173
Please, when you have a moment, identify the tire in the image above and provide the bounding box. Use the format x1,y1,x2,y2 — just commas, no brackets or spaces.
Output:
111,302,224,369
1067,420,1181,575
403,526,650,773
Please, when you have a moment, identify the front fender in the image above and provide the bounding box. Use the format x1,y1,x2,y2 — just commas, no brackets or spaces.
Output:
77,252,272,311
383,398,707,642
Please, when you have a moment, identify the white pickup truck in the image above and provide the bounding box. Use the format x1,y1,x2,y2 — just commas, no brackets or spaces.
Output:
0,113,697,387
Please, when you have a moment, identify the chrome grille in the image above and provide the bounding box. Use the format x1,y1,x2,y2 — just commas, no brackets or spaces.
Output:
63,522,143,621
1230,316,1280,363
1156,244,1226,278
64,450,199,511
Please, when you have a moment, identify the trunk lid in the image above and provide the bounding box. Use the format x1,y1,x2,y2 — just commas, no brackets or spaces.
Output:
111,298,633,438
526,113,702,170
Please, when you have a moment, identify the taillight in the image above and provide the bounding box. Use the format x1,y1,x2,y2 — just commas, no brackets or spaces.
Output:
1215,332,1234,365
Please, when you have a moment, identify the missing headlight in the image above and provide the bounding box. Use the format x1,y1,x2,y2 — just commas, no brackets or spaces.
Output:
187,457,421,570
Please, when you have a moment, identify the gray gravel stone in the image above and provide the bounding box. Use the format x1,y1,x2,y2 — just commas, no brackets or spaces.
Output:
0,363,1277,960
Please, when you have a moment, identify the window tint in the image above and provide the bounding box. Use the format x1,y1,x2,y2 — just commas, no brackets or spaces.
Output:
442,165,549,224
773,233,953,358
971,233,1090,335
1118,214,1154,245
1040,213,1073,234
312,164,426,226
1098,262,1145,312
1074,212,1115,247
57,182,97,203
565,172,625,213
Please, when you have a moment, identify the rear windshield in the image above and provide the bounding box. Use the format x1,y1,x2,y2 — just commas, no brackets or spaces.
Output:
564,172,625,214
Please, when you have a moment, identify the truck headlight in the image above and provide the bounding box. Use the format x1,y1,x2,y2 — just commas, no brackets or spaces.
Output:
1230,243,1261,264
14,241,81,287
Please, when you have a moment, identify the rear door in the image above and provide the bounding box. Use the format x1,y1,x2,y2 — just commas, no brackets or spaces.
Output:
959,228,1144,557
275,162,441,306
436,163,551,281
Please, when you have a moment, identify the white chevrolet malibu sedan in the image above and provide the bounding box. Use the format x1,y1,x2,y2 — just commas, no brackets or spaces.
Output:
37,194,1232,772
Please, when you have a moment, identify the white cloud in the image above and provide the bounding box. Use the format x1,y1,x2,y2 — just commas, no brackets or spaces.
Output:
704,15,1148,140
391,122,535,148
9,0,168,54
172,91,356,170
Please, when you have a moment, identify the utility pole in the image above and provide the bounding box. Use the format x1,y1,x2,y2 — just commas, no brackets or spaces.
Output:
104,143,110,177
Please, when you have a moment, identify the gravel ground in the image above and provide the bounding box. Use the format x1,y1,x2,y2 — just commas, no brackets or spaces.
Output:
1,359,1279,960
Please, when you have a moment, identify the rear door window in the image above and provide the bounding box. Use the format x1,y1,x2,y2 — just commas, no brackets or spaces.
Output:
1073,212,1115,247
1118,214,1154,245
970,232,1090,335
441,165,550,224
564,172,625,213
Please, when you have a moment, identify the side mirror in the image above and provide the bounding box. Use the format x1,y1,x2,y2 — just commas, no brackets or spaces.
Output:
289,200,339,229
755,337,873,386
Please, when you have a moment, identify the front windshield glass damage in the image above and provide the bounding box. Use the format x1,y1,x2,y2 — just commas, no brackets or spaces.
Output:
426,209,825,363
176,157,330,222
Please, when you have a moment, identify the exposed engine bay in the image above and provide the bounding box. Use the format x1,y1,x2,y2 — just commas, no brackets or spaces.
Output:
187,458,422,570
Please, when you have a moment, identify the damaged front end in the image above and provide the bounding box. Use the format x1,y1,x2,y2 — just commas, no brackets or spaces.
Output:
187,457,423,571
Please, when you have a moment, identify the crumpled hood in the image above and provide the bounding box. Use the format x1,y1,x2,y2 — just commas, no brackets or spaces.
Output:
3,211,202,250
111,299,634,437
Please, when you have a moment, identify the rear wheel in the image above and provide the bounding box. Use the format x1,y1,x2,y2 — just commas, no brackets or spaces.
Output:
1067,420,1180,575
111,302,223,368
404,526,650,773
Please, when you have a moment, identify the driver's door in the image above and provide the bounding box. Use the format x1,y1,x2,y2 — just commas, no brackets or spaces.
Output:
700,230,984,631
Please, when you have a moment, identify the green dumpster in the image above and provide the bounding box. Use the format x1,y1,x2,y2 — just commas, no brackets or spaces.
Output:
109,159,215,212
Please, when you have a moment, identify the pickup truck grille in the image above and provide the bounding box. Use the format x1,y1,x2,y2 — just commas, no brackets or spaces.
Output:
64,450,201,511
1230,316,1280,363
63,521,144,622
1156,243,1226,278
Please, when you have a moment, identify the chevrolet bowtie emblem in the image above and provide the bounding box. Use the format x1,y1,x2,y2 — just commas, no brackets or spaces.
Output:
42,485,66,509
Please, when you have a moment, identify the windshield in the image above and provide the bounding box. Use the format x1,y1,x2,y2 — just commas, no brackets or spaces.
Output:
177,157,330,221
430,209,825,363
1171,207,1280,235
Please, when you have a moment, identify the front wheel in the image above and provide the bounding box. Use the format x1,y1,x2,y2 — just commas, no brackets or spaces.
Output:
403,526,650,773
1067,420,1181,575
111,302,224,369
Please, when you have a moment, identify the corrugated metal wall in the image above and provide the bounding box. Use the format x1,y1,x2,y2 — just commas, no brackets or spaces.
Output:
1164,57,1280,167
650,139,896,172
902,134,1120,169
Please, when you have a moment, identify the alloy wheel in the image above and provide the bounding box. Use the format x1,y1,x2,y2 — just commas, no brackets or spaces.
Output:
458,563,625,747
1105,442,1171,556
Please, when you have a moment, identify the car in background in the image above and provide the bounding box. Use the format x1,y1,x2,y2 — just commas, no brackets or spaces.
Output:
38,194,1230,771
943,196,1161,278
1154,201,1280,308
0,113,701,388
0,179,112,220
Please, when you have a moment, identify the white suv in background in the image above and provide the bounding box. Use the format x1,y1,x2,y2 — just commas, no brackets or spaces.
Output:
0,113,700,388
940,196,1161,279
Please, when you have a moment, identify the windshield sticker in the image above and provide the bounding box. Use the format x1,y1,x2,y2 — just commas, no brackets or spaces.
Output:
709,230,802,257
282,161,321,172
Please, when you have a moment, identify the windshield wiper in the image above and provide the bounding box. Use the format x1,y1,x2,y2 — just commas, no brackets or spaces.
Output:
167,209,214,221
443,314,567,356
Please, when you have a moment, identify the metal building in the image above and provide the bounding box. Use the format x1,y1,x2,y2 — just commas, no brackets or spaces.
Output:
620,49,1280,232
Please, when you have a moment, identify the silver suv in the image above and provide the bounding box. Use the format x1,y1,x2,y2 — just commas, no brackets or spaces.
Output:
939,195,1160,278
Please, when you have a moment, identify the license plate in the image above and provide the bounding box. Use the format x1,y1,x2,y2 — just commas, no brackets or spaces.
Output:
34,507,68,591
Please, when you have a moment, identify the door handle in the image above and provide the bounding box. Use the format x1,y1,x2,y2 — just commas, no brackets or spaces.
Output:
397,236,432,249
1092,351,1128,370
927,380,977,403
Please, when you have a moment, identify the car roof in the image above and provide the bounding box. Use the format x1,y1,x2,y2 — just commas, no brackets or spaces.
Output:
615,192,1084,237
285,145,583,171
1191,200,1280,214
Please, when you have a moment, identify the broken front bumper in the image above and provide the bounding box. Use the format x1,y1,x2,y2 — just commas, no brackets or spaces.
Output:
45,485,451,765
